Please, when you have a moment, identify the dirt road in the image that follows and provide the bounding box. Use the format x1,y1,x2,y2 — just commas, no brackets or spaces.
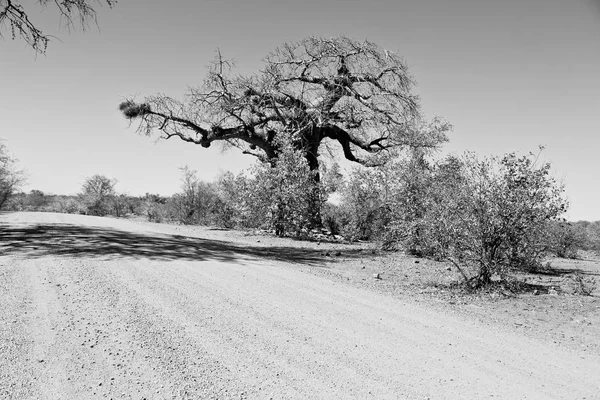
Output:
1,212,599,399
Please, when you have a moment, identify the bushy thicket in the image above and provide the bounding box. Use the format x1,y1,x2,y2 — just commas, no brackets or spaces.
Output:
162,146,596,287
331,149,572,286
169,137,325,237
421,152,567,285
250,139,323,237
9,141,599,289
6,190,144,216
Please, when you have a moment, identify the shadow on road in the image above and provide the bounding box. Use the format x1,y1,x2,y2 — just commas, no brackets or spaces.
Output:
0,223,340,266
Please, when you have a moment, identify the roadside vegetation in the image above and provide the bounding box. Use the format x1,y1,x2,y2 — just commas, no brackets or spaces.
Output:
3,145,599,295
2,35,598,295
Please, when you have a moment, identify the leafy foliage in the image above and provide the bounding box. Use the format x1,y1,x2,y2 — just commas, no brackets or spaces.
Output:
336,165,390,241
212,171,254,229
379,151,434,254
250,136,322,237
412,151,568,286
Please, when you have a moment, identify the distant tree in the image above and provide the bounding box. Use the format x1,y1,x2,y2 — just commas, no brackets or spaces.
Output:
79,174,116,216
170,166,221,225
123,195,143,215
142,193,169,223
191,181,220,225
0,141,25,210
112,193,129,217
546,221,588,258
120,36,449,176
26,189,48,209
0,0,117,54
175,166,202,224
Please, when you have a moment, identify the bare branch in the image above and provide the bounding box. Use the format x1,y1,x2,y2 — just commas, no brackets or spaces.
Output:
120,36,450,171
1,0,117,54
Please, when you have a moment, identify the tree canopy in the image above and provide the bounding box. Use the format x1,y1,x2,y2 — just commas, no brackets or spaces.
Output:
0,0,117,53
79,174,116,216
120,36,450,171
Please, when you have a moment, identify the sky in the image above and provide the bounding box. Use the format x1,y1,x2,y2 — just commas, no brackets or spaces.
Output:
1,0,599,220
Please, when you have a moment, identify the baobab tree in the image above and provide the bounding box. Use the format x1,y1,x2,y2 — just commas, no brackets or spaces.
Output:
0,0,117,53
120,36,450,174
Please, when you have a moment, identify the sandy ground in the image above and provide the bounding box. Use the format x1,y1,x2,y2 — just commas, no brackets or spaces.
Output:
1,212,599,399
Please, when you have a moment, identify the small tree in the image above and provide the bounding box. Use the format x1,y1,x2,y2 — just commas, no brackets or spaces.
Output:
174,166,201,224
79,174,116,216
0,141,25,210
170,168,221,226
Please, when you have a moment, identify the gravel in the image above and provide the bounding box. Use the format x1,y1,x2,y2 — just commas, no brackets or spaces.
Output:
1,212,599,399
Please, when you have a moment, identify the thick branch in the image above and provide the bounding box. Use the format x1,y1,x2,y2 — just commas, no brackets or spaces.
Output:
120,36,450,172
119,100,277,157
320,125,381,164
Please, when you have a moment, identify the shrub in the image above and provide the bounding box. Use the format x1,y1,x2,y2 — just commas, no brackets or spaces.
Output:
53,197,87,214
79,175,116,216
321,203,344,236
142,194,169,223
0,142,26,210
545,221,587,258
250,138,322,237
337,166,390,241
408,150,568,287
379,151,434,254
213,171,253,229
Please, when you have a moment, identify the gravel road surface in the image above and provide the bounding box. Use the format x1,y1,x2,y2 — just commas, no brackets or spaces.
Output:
1,212,599,399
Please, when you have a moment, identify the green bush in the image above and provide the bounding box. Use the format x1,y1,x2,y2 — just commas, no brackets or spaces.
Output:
413,151,568,286
250,137,322,237
337,166,390,241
